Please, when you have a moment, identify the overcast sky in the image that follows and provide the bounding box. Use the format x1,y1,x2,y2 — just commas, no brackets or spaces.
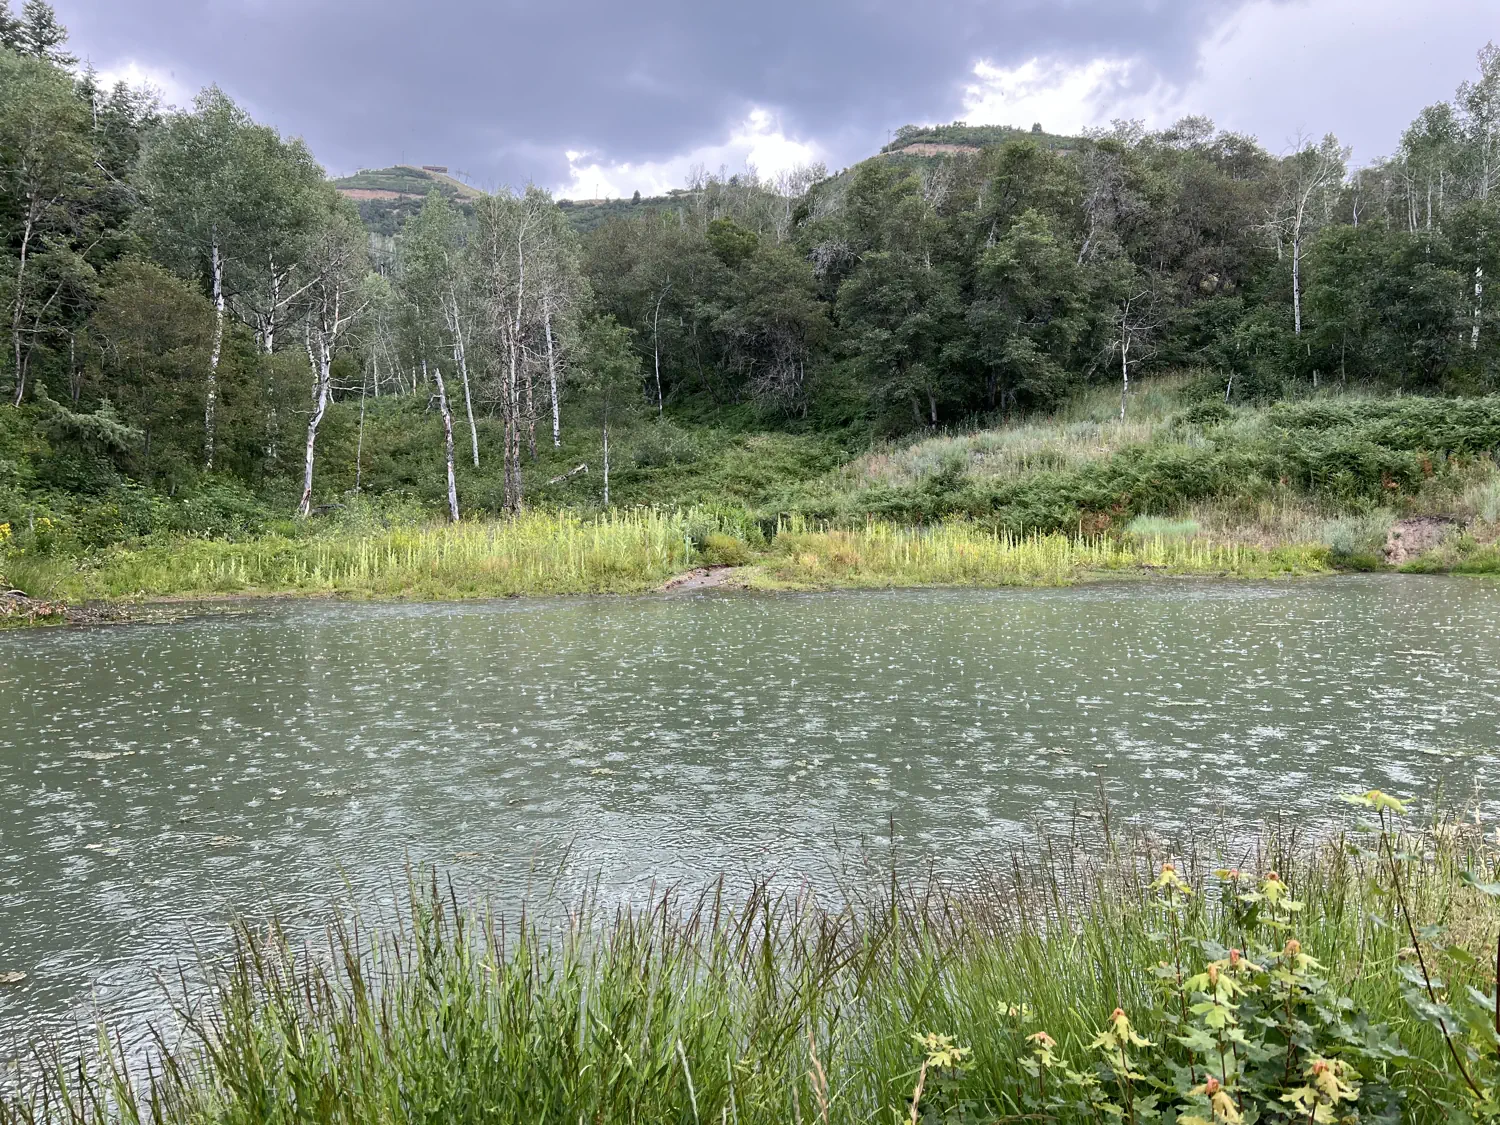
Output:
52,0,1497,199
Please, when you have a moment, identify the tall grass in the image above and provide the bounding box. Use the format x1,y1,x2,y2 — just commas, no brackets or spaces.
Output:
5,811,1496,1125
55,509,700,600
758,518,1328,589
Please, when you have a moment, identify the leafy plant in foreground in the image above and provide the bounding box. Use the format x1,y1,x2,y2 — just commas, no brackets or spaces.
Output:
1342,790,1500,1121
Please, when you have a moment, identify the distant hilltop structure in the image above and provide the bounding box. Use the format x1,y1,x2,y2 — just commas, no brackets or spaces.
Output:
421,165,448,174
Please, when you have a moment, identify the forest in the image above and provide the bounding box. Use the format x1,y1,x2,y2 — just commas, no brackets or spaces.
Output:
3,0,1500,565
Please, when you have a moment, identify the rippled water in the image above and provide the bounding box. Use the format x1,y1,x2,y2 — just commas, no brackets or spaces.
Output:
3,575,1498,1044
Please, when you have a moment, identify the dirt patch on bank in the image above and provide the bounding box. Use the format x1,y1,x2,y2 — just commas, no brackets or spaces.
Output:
660,567,746,593
1384,517,1456,565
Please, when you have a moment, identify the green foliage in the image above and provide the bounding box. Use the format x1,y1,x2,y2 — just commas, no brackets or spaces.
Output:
9,3,1500,560
882,121,1076,153
697,531,752,566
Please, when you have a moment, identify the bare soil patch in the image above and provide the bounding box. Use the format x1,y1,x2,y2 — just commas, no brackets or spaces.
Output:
660,566,745,593
1383,517,1456,564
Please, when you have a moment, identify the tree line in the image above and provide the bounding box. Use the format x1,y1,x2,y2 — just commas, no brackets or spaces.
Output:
3,0,1499,521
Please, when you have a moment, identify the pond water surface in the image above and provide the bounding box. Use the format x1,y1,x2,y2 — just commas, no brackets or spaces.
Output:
2,575,1498,1046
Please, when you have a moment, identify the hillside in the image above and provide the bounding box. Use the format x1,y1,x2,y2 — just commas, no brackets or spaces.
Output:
338,124,1082,240
333,164,481,236
880,122,1078,155
556,189,693,232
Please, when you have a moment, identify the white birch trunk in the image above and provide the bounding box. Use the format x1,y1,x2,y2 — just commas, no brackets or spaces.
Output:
297,324,330,518
652,287,668,419
206,237,225,470
1474,266,1485,351
448,295,479,467
265,259,280,354
1119,334,1130,421
1291,232,1303,337
9,210,34,405
433,365,460,522
355,366,367,493
508,230,527,510
265,265,279,465
545,297,562,447
506,324,522,510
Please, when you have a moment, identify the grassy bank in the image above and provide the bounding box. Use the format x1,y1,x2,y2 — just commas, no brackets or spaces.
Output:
10,379,1500,613
5,795,1497,1125
8,509,699,603
749,520,1330,589
791,385,1500,540
5,512,1336,611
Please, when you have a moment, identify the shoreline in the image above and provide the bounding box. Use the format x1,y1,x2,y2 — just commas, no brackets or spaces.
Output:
7,511,1496,628
10,557,1483,630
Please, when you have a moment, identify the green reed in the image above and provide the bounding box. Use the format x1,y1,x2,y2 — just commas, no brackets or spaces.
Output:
62,509,699,600
6,804,1496,1125
759,518,1330,588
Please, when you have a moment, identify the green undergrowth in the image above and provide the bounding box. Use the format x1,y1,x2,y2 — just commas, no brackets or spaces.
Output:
5,794,1498,1125
789,391,1500,536
11,383,1500,602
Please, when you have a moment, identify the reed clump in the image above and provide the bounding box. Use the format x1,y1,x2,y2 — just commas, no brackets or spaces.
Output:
6,796,1497,1125
756,518,1329,589
55,509,700,600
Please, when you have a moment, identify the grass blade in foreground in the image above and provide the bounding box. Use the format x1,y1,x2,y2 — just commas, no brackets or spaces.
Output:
4,796,1498,1124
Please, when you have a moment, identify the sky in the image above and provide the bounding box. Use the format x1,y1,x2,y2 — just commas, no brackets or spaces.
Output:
52,0,1497,199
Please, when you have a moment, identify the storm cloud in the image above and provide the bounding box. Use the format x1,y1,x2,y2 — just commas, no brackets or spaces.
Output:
50,0,1498,194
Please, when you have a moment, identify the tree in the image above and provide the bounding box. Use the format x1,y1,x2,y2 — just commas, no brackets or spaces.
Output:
473,185,580,510
135,87,317,469
431,362,460,521
1457,44,1500,349
0,2,20,49
1457,42,1500,204
576,315,638,507
836,249,962,427
713,242,828,416
89,258,213,484
1104,275,1161,420
968,209,1087,412
533,204,585,447
1271,134,1348,337
397,191,479,466
0,48,97,406
134,89,246,468
296,195,367,517
10,1,74,65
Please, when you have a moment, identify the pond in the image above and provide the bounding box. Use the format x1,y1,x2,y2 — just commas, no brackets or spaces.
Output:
2,574,1498,1046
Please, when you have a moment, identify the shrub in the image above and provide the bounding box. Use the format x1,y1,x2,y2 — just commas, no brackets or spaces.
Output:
698,532,753,566
1179,399,1232,426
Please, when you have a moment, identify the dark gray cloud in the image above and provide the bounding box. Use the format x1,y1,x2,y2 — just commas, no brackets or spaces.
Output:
53,0,1255,186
